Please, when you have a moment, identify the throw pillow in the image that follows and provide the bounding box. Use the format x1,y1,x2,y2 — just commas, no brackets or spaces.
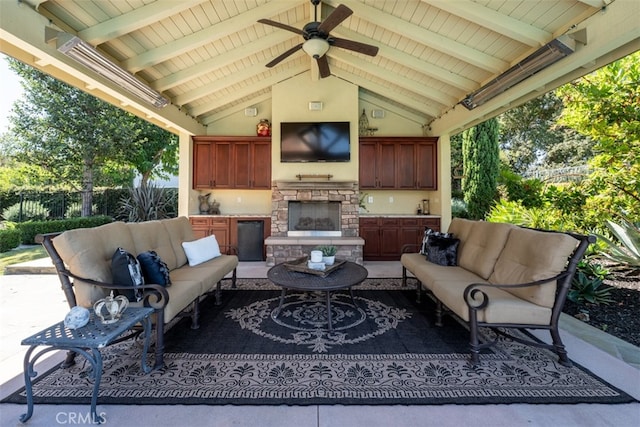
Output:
426,235,460,266
111,248,145,302
181,234,222,266
137,250,172,287
420,227,452,255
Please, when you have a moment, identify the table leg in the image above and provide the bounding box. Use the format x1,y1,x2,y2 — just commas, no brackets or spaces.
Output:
272,288,287,319
140,314,153,374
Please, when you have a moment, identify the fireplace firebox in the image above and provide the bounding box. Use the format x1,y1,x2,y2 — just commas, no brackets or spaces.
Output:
287,201,341,236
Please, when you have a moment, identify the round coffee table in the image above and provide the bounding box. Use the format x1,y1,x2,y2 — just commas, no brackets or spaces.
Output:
267,261,368,331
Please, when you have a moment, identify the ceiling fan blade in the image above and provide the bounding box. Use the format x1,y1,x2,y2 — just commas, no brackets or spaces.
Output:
317,4,353,34
331,37,379,56
257,19,305,36
316,55,331,78
265,43,303,68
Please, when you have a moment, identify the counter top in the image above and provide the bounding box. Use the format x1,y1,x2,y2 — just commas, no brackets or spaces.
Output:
359,214,440,218
189,214,270,218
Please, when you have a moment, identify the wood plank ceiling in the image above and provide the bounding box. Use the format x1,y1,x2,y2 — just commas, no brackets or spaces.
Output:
17,0,618,130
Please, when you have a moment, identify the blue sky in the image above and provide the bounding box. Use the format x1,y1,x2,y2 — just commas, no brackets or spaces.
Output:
0,54,24,133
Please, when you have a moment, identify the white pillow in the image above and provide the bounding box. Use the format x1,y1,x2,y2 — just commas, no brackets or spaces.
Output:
181,235,222,266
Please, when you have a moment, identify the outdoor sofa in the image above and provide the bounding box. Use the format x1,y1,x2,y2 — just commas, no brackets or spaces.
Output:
36,216,238,369
401,218,594,366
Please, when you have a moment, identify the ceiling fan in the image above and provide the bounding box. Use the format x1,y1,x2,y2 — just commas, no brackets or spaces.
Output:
258,0,379,78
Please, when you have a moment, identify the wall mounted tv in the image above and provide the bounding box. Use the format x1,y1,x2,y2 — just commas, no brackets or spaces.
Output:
280,122,350,162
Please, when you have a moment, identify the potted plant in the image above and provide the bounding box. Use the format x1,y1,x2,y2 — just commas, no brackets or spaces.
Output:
315,245,337,265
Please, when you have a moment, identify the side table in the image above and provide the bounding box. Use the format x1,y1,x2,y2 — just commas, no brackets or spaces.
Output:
19,307,155,424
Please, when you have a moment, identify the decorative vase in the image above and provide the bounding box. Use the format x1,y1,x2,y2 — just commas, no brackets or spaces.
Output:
93,291,129,324
257,119,271,136
322,255,335,266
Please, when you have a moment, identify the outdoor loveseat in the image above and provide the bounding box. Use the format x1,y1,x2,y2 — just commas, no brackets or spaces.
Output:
36,216,238,369
401,218,594,366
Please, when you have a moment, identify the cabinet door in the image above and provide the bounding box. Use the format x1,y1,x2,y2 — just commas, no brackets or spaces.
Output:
213,143,233,188
251,141,272,188
396,143,416,189
210,218,229,247
416,142,437,190
190,217,210,239
379,218,400,257
360,225,381,259
193,142,213,188
359,142,377,188
377,143,397,188
233,142,251,188
400,218,424,250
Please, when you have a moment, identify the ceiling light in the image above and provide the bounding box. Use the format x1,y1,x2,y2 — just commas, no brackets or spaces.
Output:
51,31,169,108
302,38,330,58
461,36,575,110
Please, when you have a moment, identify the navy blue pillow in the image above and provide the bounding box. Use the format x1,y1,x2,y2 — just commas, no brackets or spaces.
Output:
112,248,144,302
426,235,460,266
420,227,452,255
137,251,171,287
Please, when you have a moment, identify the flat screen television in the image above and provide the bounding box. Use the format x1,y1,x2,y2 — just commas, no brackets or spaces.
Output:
280,122,350,162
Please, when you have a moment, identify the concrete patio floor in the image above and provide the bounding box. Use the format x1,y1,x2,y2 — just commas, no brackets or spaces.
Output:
0,260,638,427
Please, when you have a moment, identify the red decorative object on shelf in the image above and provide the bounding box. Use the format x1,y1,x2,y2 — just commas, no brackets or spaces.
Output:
257,119,271,136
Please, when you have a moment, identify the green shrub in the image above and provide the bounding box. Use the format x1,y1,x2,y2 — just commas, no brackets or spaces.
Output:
568,270,613,305
16,216,113,244
498,170,544,208
118,184,176,222
451,198,469,219
65,202,97,218
2,201,48,222
0,227,21,252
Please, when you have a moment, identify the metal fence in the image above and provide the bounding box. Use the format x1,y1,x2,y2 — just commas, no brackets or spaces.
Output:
0,189,177,222
523,165,590,183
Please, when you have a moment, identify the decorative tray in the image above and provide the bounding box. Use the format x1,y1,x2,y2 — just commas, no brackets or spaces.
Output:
283,256,346,277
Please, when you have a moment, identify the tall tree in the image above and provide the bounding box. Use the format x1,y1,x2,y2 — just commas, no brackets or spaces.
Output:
498,92,592,173
3,59,178,214
556,51,640,222
462,118,500,220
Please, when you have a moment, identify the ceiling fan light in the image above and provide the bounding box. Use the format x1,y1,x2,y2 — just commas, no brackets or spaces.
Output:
302,38,330,58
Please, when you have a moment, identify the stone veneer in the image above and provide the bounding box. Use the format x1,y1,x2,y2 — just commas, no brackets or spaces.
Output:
265,181,364,266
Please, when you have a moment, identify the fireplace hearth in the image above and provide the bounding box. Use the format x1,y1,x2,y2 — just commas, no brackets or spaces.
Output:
288,201,341,236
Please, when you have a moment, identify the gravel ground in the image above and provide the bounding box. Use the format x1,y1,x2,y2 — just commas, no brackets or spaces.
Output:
563,267,640,347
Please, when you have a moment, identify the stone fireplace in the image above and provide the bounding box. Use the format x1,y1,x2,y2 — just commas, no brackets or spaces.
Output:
265,181,364,265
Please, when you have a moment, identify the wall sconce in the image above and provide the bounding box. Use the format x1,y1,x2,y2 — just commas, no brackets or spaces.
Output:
308,101,323,111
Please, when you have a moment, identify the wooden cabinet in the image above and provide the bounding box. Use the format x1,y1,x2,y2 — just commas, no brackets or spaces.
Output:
360,216,440,260
189,217,230,248
359,137,438,190
192,136,271,189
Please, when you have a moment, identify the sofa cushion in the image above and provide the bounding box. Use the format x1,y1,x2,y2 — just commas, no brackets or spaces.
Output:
182,235,222,266
489,227,578,308
446,218,475,253
52,222,136,307
137,250,172,287
169,254,238,294
127,220,178,270
162,217,195,268
431,281,552,325
457,221,514,279
112,248,145,302
425,235,460,266
404,255,487,292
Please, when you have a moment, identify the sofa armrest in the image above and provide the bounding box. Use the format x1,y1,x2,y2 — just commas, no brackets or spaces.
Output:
462,272,570,311
401,243,421,253
57,268,170,310
219,245,238,256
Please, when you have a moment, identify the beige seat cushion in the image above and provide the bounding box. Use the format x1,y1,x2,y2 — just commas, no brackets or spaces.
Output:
53,222,136,307
127,220,178,270
489,227,579,308
431,281,552,325
169,255,239,295
162,217,195,268
457,221,514,279
409,261,487,292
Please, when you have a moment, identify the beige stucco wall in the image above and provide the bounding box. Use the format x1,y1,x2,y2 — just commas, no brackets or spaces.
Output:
179,71,450,219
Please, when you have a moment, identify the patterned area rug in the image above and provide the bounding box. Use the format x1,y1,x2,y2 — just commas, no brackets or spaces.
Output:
4,279,635,406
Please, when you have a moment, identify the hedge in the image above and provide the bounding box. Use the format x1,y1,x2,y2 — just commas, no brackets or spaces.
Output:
0,228,21,252
15,216,114,245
